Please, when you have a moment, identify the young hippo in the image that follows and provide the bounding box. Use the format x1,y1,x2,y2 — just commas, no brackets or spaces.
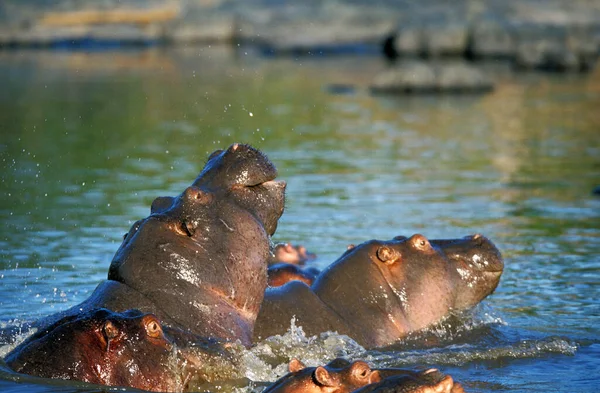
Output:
268,263,320,287
254,234,503,348
264,359,463,393
267,244,319,287
263,358,381,393
356,368,465,393
268,243,317,265
5,309,236,392
36,144,286,347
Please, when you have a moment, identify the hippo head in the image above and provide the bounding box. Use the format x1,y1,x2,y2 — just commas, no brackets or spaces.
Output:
264,358,380,393
108,144,286,344
356,368,463,393
5,309,210,392
312,234,503,347
429,234,504,309
268,243,317,265
149,143,286,236
193,143,285,235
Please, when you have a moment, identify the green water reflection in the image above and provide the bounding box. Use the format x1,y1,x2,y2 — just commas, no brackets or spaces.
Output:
0,47,599,392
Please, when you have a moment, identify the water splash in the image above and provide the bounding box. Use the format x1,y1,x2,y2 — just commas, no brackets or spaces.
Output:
0,322,36,358
241,318,365,382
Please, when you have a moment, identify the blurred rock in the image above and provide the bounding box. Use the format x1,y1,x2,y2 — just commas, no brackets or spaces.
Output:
393,10,469,57
0,0,599,75
469,14,516,59
513,22,598,72
371,61,493,94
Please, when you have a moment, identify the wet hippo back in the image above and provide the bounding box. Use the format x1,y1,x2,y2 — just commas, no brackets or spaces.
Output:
255,234,503,348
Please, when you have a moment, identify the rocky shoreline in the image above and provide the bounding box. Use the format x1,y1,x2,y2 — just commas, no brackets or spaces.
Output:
2,1,599,71
1,0,599,93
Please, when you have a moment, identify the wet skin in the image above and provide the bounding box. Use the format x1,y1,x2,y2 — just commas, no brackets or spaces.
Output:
37,144,286,346
357,368,465,393
5,309,236,392
267,244,319,287
254,234,503,348
263,358,381,393
268,243,317,265
268,263,320,287
264,359,463,393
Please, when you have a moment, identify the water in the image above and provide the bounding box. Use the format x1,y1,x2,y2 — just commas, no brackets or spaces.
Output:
0,47,599,392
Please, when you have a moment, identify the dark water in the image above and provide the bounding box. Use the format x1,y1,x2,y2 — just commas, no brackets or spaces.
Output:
0,47,598,392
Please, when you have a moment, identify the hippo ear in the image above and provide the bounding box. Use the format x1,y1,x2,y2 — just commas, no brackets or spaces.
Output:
151,196,174,214
314,367,336,387
347,244,355,250
288,359,306,373
432,375,454,393
376,246,400,265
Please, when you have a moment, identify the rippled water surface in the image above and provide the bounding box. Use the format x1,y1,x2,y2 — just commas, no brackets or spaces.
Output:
0,48,599,392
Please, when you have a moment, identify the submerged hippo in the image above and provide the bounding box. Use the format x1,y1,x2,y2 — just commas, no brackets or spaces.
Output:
269,243,317,265
264,358,462,393
264,358,381,393
36,143,286,346
267,244,319,287
254,234,503,348
268,263,320,287
5,309,237,392
357,368,464,393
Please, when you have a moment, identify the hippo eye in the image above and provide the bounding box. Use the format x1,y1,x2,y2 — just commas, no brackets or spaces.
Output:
145,319,162,338
411,234,431,251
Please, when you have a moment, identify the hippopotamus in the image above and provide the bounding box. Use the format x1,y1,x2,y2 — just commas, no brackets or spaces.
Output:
268,243,317,265
263,358,381,393
268,263,320,287
267,244,319,287
254,234,503,348
264,358,462,393
5,309,239,392
357,368,464,393
35,143,286,346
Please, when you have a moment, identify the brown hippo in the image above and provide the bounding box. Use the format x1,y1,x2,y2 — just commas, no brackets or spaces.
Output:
264,358,462,393
357,368,465,393
254,234,503,348
263,358,381,393
5,309,238,392
36,143,286,347
269,243,317,265
267,244,319,287
268,263,320,287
